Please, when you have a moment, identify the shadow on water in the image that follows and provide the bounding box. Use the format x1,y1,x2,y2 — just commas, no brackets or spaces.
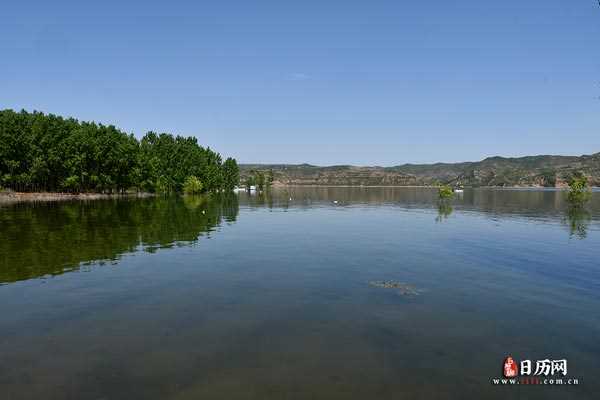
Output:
0,194,239,283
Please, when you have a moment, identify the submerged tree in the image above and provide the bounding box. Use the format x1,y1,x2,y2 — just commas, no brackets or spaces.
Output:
436,184,454,222
563,172,592,239
567,172,591,206
438,185,454,200
244,175,256,190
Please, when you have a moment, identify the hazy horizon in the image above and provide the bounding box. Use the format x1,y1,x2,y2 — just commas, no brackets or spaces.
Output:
2,1,599,165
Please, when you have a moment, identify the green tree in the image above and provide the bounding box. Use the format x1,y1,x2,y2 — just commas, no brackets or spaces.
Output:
183,176,204,195
541,169,556,187
244,175,256,190
222,158,240,191
255,171,265,191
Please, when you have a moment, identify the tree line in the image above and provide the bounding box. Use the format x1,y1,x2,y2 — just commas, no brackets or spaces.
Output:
0,109,239,193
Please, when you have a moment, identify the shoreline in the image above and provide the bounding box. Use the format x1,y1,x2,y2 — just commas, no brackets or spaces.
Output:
0,191,155,203
2,185,597,204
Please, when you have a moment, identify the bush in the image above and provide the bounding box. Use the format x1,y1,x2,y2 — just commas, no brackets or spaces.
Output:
183,176,203,195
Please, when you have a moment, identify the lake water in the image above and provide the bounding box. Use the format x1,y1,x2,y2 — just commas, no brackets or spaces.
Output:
1,188,599,399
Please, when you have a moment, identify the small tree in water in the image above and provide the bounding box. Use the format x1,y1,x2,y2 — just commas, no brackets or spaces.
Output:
438,185,453,200
567,172,591,206
183,176,203,195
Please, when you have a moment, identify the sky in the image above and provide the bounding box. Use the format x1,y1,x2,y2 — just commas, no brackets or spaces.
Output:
1,1,599,166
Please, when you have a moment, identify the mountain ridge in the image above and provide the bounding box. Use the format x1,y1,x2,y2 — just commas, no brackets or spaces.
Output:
240,152,600,187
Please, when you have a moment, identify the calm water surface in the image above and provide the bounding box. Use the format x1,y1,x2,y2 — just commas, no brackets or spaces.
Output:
1,188,599,399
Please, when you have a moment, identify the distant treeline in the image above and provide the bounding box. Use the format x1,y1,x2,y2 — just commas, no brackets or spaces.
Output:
0,109,239,193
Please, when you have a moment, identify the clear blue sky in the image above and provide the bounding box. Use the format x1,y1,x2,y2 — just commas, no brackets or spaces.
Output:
1,1,599,165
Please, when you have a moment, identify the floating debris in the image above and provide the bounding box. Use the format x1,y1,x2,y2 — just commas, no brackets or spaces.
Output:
369,280,422,296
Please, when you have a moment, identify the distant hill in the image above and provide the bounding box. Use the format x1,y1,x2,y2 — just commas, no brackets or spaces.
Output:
240,153,600,187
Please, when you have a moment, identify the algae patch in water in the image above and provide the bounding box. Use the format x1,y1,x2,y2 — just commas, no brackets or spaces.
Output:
369,281,422,296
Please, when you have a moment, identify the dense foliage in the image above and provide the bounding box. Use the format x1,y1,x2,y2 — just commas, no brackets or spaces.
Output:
0,109,239,193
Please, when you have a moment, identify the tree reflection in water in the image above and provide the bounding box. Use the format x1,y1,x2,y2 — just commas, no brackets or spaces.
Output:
0,194,239,283
565,205,591,239
436,201,453,223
